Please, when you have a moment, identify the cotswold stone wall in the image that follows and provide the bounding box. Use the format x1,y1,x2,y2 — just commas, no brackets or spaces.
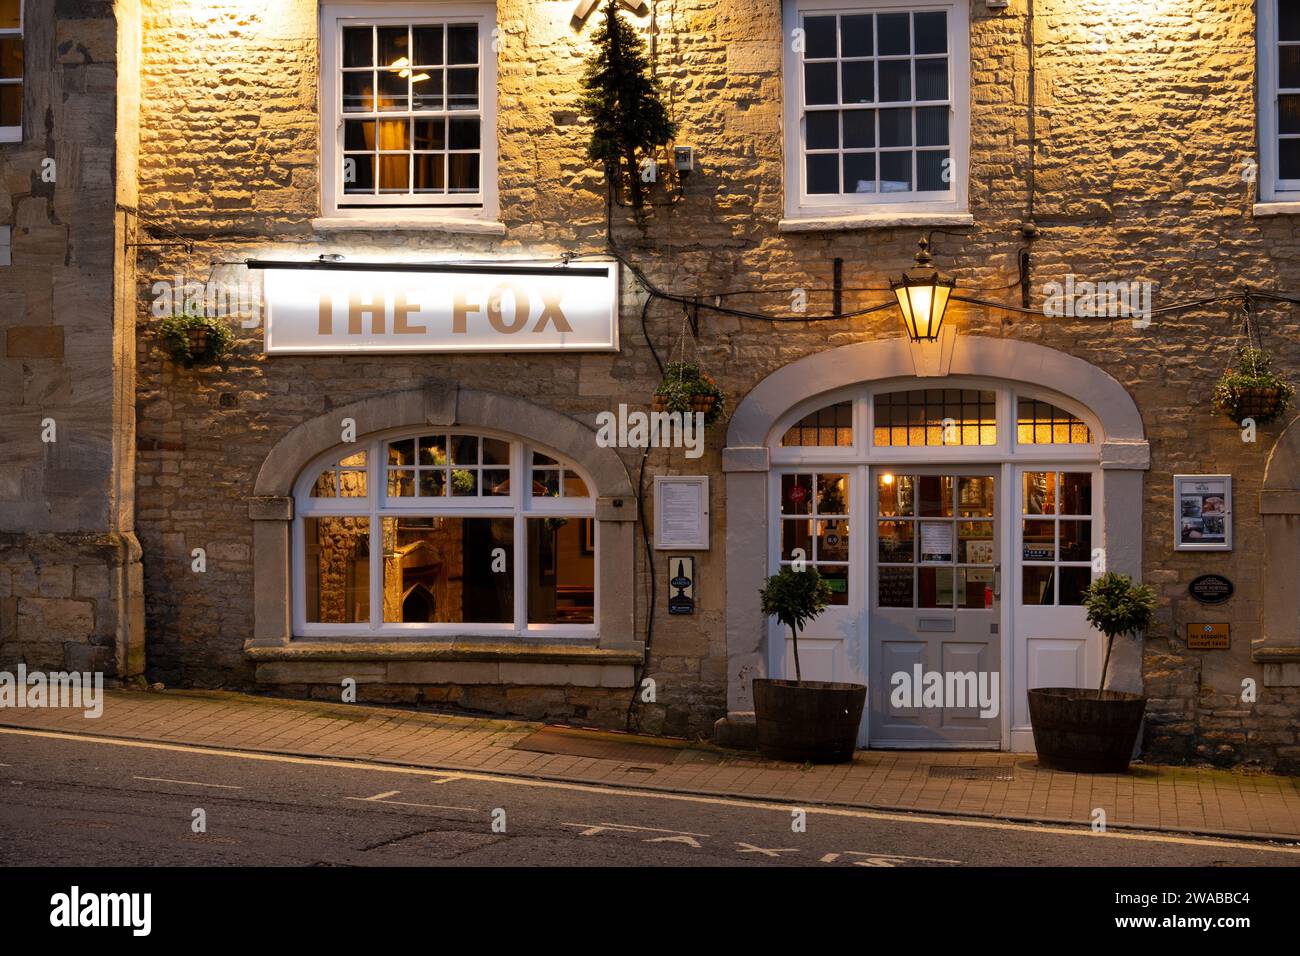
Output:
0,0,143,680
132,0,1300,766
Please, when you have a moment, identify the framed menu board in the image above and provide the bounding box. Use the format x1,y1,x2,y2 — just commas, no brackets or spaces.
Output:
1173,475,1231,552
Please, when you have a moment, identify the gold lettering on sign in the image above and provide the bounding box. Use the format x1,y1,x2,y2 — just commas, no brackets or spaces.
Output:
349,292,385,334
392,294,425,334
453,293,480,334
318,294,333,334
487,285,529,333
535,290,573,333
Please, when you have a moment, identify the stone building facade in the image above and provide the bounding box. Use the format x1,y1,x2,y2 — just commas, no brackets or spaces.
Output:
0,0,143,683
5,0,1300,770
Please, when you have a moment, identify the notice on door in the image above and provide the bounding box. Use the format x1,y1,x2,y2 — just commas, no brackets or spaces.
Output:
259,261,619,354
919,521,953,563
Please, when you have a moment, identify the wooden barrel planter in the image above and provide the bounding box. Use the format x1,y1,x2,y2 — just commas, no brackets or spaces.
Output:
1027,687,1146,773
753,678,867,763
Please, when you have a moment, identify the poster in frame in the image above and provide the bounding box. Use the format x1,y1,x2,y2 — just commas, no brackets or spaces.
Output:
1173,475,1232,551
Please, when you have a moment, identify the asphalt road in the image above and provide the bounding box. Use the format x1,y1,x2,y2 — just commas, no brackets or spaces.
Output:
1,728,1298,867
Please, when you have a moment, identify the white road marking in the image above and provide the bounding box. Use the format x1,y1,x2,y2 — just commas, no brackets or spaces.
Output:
345,795,479,812
562,821,709,837
736,842,798,857
822,850,961,865
133,775,242,790
360,790,401,801
6,727,1298,855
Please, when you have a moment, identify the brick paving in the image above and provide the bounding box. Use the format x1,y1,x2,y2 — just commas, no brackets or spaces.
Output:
3,689,1299,840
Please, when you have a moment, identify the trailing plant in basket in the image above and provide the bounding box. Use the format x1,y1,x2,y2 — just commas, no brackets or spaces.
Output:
159,307,235,369
579,0,677,213
1081,572,1157,700
654,361,726,425
760,567,833,683
1212,345,1295,425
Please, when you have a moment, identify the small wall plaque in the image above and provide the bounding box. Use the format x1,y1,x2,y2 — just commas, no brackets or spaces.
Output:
668,556,695,615
1186,622,1230,649
1188,574,1234,605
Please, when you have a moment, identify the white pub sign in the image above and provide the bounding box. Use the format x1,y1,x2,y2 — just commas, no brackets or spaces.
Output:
258,260,619,354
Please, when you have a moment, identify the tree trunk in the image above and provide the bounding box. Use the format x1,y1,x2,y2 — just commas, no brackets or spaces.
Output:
1097,632,1115,701
790,624,802,683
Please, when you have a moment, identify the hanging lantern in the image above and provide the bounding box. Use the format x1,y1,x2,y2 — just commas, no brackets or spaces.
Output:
891,237,956,342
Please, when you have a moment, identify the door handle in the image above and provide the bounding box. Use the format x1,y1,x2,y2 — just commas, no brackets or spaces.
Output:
993,563,1002,600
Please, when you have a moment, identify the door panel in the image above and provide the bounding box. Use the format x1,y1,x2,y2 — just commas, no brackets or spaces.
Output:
869,469,1001,746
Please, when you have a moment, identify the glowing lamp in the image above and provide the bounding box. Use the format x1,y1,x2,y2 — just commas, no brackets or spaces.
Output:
891,238,955,342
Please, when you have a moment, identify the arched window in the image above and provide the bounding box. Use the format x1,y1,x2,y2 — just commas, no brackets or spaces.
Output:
1015,398,1092,445
294,429,596,637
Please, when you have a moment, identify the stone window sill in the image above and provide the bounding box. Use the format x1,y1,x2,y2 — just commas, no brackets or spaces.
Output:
247,640,643,688
311,216,507,236
1253,202,1300,217
779,211,974,233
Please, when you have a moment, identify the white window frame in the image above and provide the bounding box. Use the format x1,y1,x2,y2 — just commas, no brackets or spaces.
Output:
0,0,22,144
293,426,597,640
781,0,969,219
319,1,499,221
1259,0,1300,199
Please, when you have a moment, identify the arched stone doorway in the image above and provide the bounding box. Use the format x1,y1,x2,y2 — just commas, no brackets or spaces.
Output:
718,335,1149,750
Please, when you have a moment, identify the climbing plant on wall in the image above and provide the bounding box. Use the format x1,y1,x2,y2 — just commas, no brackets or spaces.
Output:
579,0,677,213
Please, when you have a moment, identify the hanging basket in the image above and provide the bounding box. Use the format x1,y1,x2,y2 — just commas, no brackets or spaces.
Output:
1212,345,1295,426
185,327,211,353
1228,386,1286,421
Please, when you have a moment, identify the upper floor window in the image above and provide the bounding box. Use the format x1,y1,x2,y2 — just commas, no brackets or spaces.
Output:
320,3,497,219
1259,0,1300,200
782,0,968,219
0,0,22,143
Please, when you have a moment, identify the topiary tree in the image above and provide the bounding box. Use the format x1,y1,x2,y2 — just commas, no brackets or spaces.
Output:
579,0,677,213
760,567,833,683
1081,572,1157,699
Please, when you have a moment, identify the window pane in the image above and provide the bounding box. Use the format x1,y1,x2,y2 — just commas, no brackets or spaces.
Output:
419,470,447,497
877,13,910,55
877,474,913,516
377,26,409,68
1023,472,1056,515
1022,566,1053,606
817,473,849,514
841,15,873,57
389,439,416,465
781,473,814,515
482,437,509,465
916,106,948,146
843,109,874,148
528,518,595,624
1059,567,1092,606
918,566,954,608
533,469,561,497
914,12,947,54
917,150,949,191
339,470,367,498
449,153,480,192
1283,95,1300,134
382,517,513,624
804,16,837,58
343,73,374,113
807,153,839,193
1283,0,1300,41
1059,520,1091,562
0,37,21,79
305,517,371,624
880,151,912,192
413,70,444,110
414,25,444,65
388,469,415,496
450,116,481,150
804,62,838,106
448,24,479,64
843,61,874,103
782,518,812,561
344,119,375,150
343,27,373,68
414,153,444,192
377,69,408,110
1023,520,1054,560
484,469,510,496
806,110,839,149
564,472,590,497
1282,45,1300,89
878,567,913,607
844,152,876,193
1282,137,1300,179
447,68,478,109
311,471,337,498
0,81,19,128
343,154,374,193
378,154,410,192
918,475,953,517
879,108,911,147
879,520,913,562
877,60,909,102
1061,473,1093,515
451,468,478,496
415,117,447,150
957,522,993,563
378,118,409,150
957,478,994,517
915,58,948,101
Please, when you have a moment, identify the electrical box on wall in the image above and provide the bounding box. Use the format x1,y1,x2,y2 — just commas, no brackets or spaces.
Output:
0,225,10,267
673,146,695,173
